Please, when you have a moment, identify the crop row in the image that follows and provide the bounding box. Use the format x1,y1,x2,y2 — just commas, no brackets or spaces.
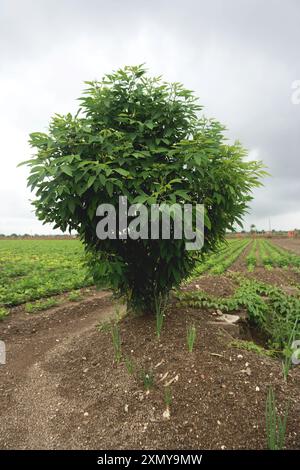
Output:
246,240,257,271
192,238,250,276
0,240,92,308
258,240,300,269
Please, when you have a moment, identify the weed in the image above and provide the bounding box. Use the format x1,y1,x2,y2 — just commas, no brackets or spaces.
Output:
96,320,112,332
124,356,134,374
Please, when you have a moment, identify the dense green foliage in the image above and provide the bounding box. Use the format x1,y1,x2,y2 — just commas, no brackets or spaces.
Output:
177,276,300,353
22,65,264,314
0,240,91,307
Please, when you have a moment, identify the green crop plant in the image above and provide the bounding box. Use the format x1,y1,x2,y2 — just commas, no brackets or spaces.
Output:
191,239,250,278
25,297,60,313
68,291,84,302
163,386,173,419
187,324,197,352
164,386,173,407
255,240,300,270
139,369,155,392
259,240,273,269
209,239,250,274
246,240,257,271
155,294,167,339
0,239,92,309
264,241,300,268
266,387,289,450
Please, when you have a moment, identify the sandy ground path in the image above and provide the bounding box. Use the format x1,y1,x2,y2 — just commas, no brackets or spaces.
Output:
0,291,117,449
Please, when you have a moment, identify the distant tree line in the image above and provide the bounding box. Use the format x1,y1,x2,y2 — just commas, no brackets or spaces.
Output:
0,234,77,239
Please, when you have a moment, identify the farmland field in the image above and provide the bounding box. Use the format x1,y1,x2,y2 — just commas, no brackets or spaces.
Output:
192,237,300,274
1,237,300,450
1,236,298,312
0,240,91,311
182,237,300,352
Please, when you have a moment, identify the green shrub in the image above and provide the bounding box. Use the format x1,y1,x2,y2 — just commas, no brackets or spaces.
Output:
22,65,265,315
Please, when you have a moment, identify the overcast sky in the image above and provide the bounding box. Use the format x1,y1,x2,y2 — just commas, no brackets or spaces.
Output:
0,0,299,234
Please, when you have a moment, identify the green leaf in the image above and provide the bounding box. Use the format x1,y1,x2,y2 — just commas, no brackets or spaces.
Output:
145,121,154,130
68,199,76,214
106,181,113,197
87,175,96,189
204,212,211,230
114,168,130,177
175,190,191,201
61,166,73,177
193,154,203,165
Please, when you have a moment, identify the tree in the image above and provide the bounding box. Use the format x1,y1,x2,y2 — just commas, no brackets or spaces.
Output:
22,65,265,314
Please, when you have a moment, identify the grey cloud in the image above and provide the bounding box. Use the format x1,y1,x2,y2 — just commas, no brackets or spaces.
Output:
0,0,299,233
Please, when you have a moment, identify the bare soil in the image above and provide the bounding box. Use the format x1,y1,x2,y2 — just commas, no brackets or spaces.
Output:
271,237,300,256
246,267,300,291
182,275,238,297
229,240,253,272
0,273,300,449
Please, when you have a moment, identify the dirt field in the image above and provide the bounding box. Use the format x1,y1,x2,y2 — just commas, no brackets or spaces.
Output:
1,239,300,450
271,237,300,256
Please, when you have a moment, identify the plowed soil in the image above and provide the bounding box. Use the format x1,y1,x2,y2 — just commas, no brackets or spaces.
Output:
1,278,300,449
